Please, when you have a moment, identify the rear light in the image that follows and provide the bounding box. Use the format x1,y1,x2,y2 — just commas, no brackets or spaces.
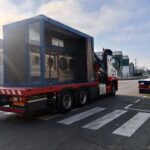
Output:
11,97,26,107
139,83,148,89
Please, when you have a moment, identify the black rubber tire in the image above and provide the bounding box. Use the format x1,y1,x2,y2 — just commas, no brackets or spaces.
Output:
110,85,116,96
77,88,88,107
58,90,73,113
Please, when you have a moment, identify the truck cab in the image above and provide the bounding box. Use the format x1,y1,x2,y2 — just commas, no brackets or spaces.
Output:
94,49,118,96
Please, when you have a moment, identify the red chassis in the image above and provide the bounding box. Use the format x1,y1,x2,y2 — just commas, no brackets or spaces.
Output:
0,78,118,114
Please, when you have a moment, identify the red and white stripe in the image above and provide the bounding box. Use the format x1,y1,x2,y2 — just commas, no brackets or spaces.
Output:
0,90,22,96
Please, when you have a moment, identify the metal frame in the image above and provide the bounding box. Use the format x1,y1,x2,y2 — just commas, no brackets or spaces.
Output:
3,15,94,87
4,15,92,39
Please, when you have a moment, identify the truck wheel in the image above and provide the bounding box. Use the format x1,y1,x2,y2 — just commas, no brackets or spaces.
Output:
111,85,116,96
77,88,88,107
58,90,73,113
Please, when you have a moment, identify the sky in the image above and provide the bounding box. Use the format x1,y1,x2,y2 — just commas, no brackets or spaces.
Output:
0,0,150,69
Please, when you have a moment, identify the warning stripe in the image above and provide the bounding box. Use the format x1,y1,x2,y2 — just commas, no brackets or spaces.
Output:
17,90,22,95
0,90,22,96
12,90,16,95
6,90,11,95
1,90,5,94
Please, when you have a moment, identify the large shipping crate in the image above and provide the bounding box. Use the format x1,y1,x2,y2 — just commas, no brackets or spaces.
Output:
3,15,95,87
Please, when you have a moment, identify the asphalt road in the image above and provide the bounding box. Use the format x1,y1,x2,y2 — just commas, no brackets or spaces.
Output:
0,80,150,150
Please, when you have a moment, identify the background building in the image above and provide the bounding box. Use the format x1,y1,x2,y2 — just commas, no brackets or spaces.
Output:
96,51,132,78
112,51,123,77
129,62,134,77
122,55,130,77
0,39,3,85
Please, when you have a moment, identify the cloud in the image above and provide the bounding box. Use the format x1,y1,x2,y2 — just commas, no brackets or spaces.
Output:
38,0,93,33
0,0,149,69
0,0,30,38
0,0,49,38
0,0,148,40
38,0,133,36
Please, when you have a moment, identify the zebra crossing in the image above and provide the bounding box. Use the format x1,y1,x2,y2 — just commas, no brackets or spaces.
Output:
56,107,150,137
0,106,150,138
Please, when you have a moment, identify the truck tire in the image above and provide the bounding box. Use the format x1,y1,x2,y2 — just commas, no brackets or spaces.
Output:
110,84,116,96
77,88,88,107
58,90,74,113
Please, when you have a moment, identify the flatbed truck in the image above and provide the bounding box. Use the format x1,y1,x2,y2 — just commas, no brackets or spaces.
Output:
0,15,118,115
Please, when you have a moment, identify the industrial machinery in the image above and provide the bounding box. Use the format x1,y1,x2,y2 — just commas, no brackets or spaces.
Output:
30,52,41,77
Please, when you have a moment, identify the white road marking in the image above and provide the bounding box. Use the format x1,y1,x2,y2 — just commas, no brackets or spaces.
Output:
113,112,150,137
125,107,150,113
124,104,133,109
124,96,146,109
135,99,141,103
38,106,88,121
83,110,127,130
58,107,105,125
38,114,62,121
134,96,146,104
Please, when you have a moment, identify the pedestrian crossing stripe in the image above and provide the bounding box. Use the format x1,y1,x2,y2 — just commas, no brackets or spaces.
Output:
58,107,106,125
112,112,150,137
0,107,149,138
82,110,127,130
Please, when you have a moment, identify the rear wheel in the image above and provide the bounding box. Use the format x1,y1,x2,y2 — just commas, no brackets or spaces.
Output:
58,90,73,113
77,88,88,107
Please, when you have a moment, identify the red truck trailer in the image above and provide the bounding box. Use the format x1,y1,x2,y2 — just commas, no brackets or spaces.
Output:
0,15,118,114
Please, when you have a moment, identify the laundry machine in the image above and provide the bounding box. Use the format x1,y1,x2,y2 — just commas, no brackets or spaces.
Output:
30,52,41,77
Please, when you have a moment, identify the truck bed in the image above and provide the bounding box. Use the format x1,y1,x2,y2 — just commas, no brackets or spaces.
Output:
0,82,98,96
